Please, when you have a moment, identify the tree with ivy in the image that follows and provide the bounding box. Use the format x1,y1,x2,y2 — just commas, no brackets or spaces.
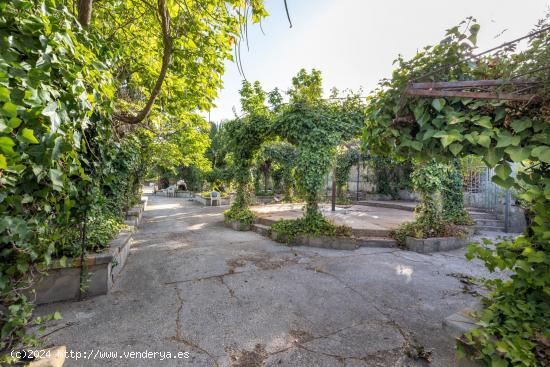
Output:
365,18,550,366
222,80,272,224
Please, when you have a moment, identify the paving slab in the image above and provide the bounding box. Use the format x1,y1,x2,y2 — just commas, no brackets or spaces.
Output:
35,195,504,367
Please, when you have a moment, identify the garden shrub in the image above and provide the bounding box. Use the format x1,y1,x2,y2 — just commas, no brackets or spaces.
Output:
223,207,256,226
270,213,352,244
391,220,468,248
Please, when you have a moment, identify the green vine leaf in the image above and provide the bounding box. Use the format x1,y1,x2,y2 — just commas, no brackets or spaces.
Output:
20,128,39,144
495,132,521,148
474,116,493,129
431,98,446,112
510,118,532,133
2,101,18,118
0,136,15,154
505,147,530,162
49,169,64,191
495,162,512,180
449,143,463,156
0,154,6,170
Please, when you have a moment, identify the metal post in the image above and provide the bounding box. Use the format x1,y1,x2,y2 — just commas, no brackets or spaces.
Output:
331,168,336,212
356,162,360,201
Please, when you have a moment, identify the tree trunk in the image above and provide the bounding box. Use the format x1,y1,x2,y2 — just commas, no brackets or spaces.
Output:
78,0,93,27
115,0,172,125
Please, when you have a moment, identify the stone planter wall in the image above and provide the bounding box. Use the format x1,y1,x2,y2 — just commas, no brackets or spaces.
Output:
30,198,146,305
398,190,420,201
154,190,193,198
270,230,357,250
405,235,469,253
224,221,251,231
254,195,275,205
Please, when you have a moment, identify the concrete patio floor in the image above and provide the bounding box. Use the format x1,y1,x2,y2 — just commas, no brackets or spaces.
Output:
251,203,416,235
36,194,502,367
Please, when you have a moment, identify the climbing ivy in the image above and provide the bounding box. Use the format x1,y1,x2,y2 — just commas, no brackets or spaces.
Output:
0,1,143,359
254,142,297,200
364,18,550,366
335,144,361,202
222,81,272,224
442,159,473,225
273,70,365,220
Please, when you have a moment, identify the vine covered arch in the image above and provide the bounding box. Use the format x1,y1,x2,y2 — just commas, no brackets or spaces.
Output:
364,20,549,366
224,70,365,230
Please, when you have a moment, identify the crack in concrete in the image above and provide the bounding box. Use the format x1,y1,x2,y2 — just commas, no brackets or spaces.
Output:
164,270,245,285
225,343,271,367
259,318,422,366
218,275,239,300
164,252,305,286
168,286,220,367
303,264,429,363
296,343,405,366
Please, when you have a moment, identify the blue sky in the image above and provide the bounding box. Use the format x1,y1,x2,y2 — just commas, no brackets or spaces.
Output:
208,0,549,122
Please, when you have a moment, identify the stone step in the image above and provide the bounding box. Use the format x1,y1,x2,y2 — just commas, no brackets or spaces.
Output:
356,200,416,212
352,228,392,237
356,237,397,248
256,217,277,226
468,212,498,220
474,219,504,227
476,225,506,233
251,223,270,236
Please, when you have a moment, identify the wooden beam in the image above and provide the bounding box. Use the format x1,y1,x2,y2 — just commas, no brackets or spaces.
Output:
405,89,537,101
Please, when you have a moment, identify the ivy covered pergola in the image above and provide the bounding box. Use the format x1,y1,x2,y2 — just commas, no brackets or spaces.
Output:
223,71,365,237
364,20,549,366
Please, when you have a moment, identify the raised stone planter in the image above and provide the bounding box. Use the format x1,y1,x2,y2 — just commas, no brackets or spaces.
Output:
124,198,146,227
30,201,145,305
270,230,357,250
405,236,469,253
224,221,251,231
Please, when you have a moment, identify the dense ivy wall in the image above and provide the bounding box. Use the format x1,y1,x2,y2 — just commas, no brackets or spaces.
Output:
0,2,143,357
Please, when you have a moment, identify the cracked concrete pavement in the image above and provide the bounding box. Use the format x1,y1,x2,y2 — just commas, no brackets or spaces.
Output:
36,194,502,366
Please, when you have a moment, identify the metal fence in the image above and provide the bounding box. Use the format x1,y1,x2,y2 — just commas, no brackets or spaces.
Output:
462,157,509,213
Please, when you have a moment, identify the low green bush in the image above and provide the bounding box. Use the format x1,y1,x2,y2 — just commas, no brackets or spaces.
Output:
270,213,352,244
55,209,126,258
224,208,256,226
